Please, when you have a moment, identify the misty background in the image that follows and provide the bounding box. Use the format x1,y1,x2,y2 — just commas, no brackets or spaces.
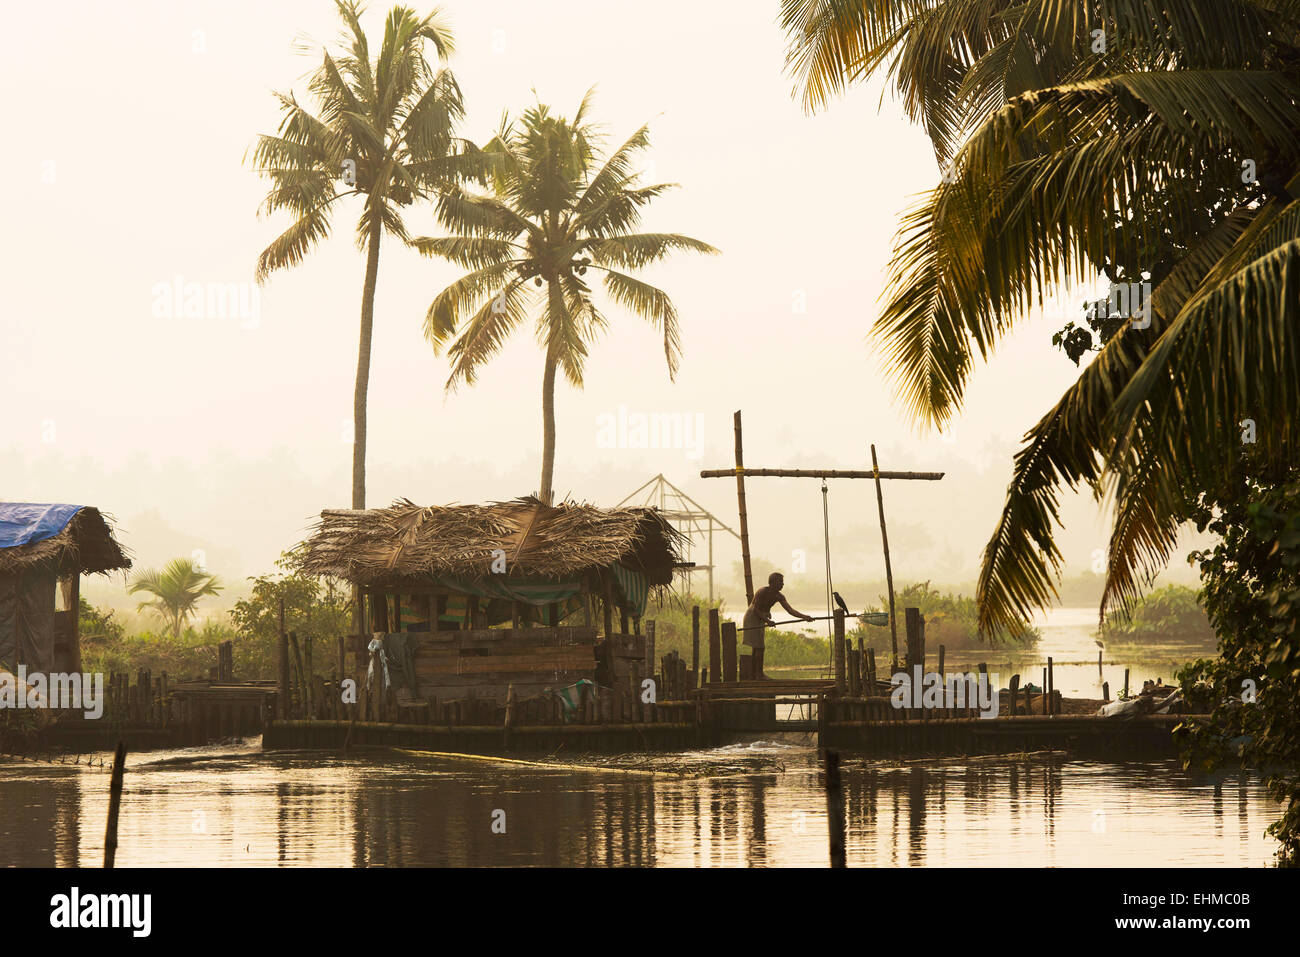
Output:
0,0,1202,622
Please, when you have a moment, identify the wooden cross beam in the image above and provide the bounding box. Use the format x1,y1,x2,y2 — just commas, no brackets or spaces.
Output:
699,411,944,670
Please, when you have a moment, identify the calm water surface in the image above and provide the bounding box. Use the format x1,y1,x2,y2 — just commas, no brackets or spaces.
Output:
0,739,1280,867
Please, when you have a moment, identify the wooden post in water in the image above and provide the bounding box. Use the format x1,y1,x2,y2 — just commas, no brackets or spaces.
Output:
708,608,721,684
1124,667,1130,699
824,749,846,868
938,644,945,686
867,648,877,689
904,607,924,673
1102,681,1110,702
1098,648,1103,676
733,410,755,605
1042,668,1048,715
691,606,700,686
103,741,126,868
833,608,846,694
1047,657,1054,716
722,622,738,683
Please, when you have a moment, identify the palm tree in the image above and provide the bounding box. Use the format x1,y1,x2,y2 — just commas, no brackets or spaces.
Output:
414,93,718,504
781,0,1300,633
251,1,471,509
129,559,223,639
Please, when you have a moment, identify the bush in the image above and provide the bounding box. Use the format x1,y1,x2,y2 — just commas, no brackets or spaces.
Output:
852,581,1039,653
1101,584,1215,646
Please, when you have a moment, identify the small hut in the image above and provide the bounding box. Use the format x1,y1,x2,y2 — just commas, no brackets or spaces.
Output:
0,504,130,675
299,497,685,706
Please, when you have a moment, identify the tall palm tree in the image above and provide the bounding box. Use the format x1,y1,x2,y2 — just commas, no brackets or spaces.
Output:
414,93,718,504
782,0,1300,633
129,559,223,639
251,1,471,509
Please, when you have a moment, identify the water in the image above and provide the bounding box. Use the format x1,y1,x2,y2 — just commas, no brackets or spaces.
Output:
765,606,1214,699
0,740,1280,867
1,609,1265,868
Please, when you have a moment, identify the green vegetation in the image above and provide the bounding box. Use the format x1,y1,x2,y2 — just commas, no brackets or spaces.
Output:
416,94,717,504
1100,585,1214,647
643,594,830,669
127,557,223,638
78,548,349,682
854,582,1038,655
1175,467,1300,866
781,1,1300,638
228,547,351,679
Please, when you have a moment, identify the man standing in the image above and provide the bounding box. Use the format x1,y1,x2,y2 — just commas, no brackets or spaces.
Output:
741,571,813,679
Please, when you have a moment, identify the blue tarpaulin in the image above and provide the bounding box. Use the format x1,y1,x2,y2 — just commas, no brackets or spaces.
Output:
0,504,83,550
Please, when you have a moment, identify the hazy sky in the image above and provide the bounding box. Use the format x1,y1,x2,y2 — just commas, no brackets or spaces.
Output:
1,1,1200,612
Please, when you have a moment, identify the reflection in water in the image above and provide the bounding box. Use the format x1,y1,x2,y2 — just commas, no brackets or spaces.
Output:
0,741,1280,867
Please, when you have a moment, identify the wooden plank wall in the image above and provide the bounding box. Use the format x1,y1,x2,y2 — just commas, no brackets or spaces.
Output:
414,626,599,704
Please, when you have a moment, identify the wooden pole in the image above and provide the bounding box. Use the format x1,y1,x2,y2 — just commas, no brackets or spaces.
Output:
733,410,755,605
833,608,846,694
277,598,289,720
824,749,846,868
1047,656,1054,716
721,621,738,683
701,467,945,480
708,608,722,685
1124,667,1130,698
871,444,900,670
103,740,126,868
904,607,924,671
1102,681,1110,702
645,620,656,696
691,606,700,684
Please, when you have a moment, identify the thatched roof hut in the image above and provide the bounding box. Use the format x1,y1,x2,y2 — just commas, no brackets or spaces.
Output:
0,504,130,578
300,497,684,591
300,499,685,706
0,504,130,675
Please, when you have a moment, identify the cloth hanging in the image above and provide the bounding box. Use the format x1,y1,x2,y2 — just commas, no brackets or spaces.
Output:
610,563,649,618
365,636,391,691
381,633,419,690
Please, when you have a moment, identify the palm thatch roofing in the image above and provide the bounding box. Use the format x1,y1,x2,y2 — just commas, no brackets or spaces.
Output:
299,497,686,588
0,505,131,578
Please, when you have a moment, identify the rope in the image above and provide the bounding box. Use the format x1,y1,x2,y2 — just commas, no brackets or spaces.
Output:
822,479,835,676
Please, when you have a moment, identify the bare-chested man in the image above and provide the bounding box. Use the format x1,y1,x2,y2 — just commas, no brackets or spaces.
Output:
741,572,813,679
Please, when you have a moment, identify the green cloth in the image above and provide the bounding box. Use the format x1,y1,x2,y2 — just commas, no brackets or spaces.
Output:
610,563,649,618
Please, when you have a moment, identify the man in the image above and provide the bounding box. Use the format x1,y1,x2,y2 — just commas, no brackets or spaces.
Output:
741,572,813,679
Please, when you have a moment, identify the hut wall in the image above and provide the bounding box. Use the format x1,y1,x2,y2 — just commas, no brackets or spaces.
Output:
0,570,57,674
412,625,599,705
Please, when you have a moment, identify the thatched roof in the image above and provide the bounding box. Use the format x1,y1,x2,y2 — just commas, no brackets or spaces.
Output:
299,497,685,588
0,505,131,578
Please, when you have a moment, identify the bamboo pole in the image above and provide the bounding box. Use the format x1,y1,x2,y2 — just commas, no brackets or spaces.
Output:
691,606,700,686
871,444,900,670
733,410,755,605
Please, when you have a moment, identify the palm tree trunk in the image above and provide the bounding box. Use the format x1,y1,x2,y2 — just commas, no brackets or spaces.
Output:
352,214,384,510
538,347,558,505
